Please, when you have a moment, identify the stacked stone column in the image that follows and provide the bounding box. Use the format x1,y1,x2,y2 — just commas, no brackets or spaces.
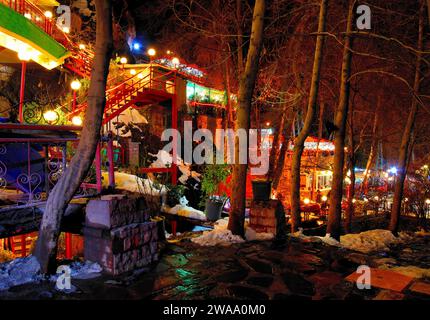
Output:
84,196,159,275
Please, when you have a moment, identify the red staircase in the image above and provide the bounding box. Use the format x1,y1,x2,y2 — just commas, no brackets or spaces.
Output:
3,1,178,128
69,66,177,125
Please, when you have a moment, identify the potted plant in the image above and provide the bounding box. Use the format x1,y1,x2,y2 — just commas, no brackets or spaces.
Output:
165,184,186,207
200,164,231,221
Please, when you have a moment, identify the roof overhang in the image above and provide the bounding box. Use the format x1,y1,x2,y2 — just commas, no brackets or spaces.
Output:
0,3,70,69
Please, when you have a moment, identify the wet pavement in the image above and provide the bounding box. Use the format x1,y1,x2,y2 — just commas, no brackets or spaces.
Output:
1,235,430,300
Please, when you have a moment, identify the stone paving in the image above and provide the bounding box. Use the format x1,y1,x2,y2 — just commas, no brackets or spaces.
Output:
1,235,430,300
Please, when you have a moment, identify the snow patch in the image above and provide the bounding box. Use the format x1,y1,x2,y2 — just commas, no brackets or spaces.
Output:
69,261,103,280
161,203,207,221
340,229,400,253
102,171,167,196
191,218,274,246
0,256,42,291
291,229,413,254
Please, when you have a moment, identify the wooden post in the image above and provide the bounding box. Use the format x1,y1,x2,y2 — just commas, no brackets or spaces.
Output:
21,234,26,257
107,133,115,188
171,74,178,185
96,143,102,193
19,61,27,123
65,233,72,259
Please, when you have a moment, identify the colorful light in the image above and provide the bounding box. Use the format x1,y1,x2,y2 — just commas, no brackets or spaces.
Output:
62,27,70,33
148,48,156,56
304,198,310,205
172,57,180,66
71,116,83,126
322,196,328,202
389,166,398,175
43,110,58,123
18,50,32,62
71,80,82,91
79,44,86,50
133,43,141,50
44,11,53,19
120,57,128,64
130,69,137,75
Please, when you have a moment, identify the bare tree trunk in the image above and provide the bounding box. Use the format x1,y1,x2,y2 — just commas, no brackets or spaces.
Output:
34,0,113,274
228,0,265,236
290,0,327,232
427,0,430,25
345,107,355,233
361,98,380,193
390,1,424,235
236,0,244,77
272,110,295,190
327,0,354,240
268,76,290,181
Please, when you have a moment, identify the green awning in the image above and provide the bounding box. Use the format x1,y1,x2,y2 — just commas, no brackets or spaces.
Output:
0,3,69,68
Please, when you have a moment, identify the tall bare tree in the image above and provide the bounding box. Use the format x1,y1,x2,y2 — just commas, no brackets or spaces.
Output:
34,0,114,273
327,0,354,240
290,0,328,233
228,0,265,236
361,98,380,193
390,1,425,235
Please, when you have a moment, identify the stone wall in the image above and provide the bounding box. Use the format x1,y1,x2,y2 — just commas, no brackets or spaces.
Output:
84,196,159,275
249,200,287,237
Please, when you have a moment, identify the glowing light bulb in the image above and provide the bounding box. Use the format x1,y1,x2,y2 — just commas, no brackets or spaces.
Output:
71,80,82,91
304,198,310,205
62,27,70,33
44,11,53,19
147,48,156,56
130,69,137,75
172,57,180,66
72,116,83,126
322,196,327,202
79,44,86,50
138,73,144,79
120,57,128,64
43,110,58,123
18,50,32,62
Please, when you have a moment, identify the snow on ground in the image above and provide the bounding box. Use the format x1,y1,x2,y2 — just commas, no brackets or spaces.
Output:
0,256,103,292
191,218,274,246
68,261,103,280
340,229,414,253
0,256,42,291
102,171,167,196
291,229,415,254
161,203,207,221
